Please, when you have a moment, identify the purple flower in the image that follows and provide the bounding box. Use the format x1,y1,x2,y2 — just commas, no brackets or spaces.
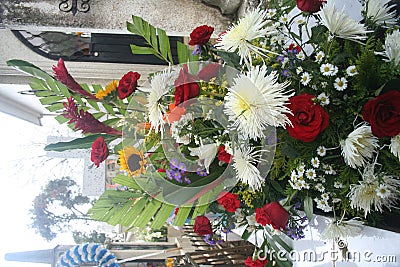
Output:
276,55,286,63
177,162,187,172
282,69,290,77
166,169,175,180
192,45,202,55
172,171,182,182
204,234,217,246
170,159,179,169
197,169,207,177
184,177,191,184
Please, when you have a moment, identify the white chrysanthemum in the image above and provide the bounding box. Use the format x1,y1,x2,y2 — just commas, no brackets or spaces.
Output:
318,0,371,43
334,181,344,189
217,9,276,66
376,30,400,66
280,14,289,24
340,125,379,169
320,63,338,76
321,218,364,240
315,51,325,63
317,146,327,157
300,72,312,86
296,15,306,25
317,92,330,106
315,198,332,212
296,66,303,74
390,134,400,160
348,164,400,217
311,157,320,168
297,162,306,175
376,184,391,198
139,69,175,135
232,146,265,190
321,193,329,200
315,183,325,192
224,65,293,140
296,52,306,60
365,0,398,27
346,65,358,76
306,168,317,180
188,142,218,174
324,164,336,175
334,77,348,91
266,8,277,19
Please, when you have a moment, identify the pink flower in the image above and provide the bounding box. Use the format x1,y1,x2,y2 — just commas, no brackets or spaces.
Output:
52,58,97,100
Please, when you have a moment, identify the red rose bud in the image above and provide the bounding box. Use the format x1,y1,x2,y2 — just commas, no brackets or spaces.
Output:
362,90,400,138
193,215,213,236
90,137,109,167
255,201,290,230
197,63,220,82
189,25,214,46
245,256,269,267
288,43,301,53
217,145,232,163
174,64,200,106
296,0,326,13
118,71,141,99
286,93,329,142
217,192,240,212
52,58,97,100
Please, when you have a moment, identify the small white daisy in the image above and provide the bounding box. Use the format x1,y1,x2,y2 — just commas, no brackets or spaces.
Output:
315,198,332,212
390,134,400,160
317,93,330,106
315,51,325,63
315,183,325,192
280,13,289,24
334,77,348,91
376,30,400,66
232,145,265,190
296,52,306,60
376,184,390,199
311,157,320,168
320,63,338,76
297,163,306,175
321,193,330,200
306,168,317,180
346,65,358,76
217,9,277,66
300,72,312,86
290,170,298,181
266,8,277,19
324,164,336,175
340,125,379,169
296,15,306,25
296,66,303,74
318,0,371,43
321,82,328,88
365,0,398,27
224,65,293,140
317,146,327,157
334,181,344,189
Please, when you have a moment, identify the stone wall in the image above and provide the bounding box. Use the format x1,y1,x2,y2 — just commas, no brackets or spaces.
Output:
0,0,233,36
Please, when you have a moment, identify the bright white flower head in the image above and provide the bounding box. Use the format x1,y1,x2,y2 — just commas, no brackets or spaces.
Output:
188,142,218,174
346,65,358,76
296,66,303,74
390,134,400,160
311,157,320,168
232,146,265,191
318,0,371,43
300,72,312,86
224,65,293,140
296,52,306,60
321,193,330,200
315,183,325,192
365,0,398,27
266,8,277,19
348,164,400,217
217,9,276,66
334,77,348,91
317,92,330,106
306,168,317,180
321,218,364,240
315,51,325,63
280,14,289,24
315,198,332,212
139,69,175,136
340,125,379,169
317,146,327,156
296,15,306,25
320,63,338,76
376,30,400,66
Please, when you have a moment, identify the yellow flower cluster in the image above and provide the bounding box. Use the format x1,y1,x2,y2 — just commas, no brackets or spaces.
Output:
95,80,118,99
199,77,228,98
238,190,258,208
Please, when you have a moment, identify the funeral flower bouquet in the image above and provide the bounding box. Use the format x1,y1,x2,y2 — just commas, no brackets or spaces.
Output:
8,0,400,266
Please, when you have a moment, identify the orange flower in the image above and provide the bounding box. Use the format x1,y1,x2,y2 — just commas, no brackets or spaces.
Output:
164,103,186,124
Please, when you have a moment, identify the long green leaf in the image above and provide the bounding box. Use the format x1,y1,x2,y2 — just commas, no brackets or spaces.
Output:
44,134,118,152
173,206,192,226
177,41,189,64
7,59,53,81
39,96,64,105
113,174,141,190
132,200,162,227
151,204,175,229
130,45,155,55
120,197,147,226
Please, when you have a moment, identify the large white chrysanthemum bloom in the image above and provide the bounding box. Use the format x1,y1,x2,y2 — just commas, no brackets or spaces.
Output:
217,8,276,66
390,134,400,160
139,69,176,136
318,0,371,43
376,30,400,66
232,145,265,191
224,65,293,140
348,164,400,217
340,125,379,169
364,0,398,27
321,218,363,240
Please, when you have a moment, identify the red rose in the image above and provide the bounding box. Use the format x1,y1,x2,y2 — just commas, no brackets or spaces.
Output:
255,202,289,230
193,215,213,236
217,145,232,163
174,65,200,105
118,71,140,99
189,25,214,46
245,256,269,267
296,0,326,13
286,94,329,142
362,90,400,138
197,63,220,82
217,192,240,212
90,137,108,167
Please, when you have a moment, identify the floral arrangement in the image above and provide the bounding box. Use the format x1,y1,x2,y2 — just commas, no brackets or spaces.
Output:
7,0,400,266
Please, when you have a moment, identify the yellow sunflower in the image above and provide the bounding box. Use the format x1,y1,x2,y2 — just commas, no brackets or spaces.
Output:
95,80,118,99
118,146,146,177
